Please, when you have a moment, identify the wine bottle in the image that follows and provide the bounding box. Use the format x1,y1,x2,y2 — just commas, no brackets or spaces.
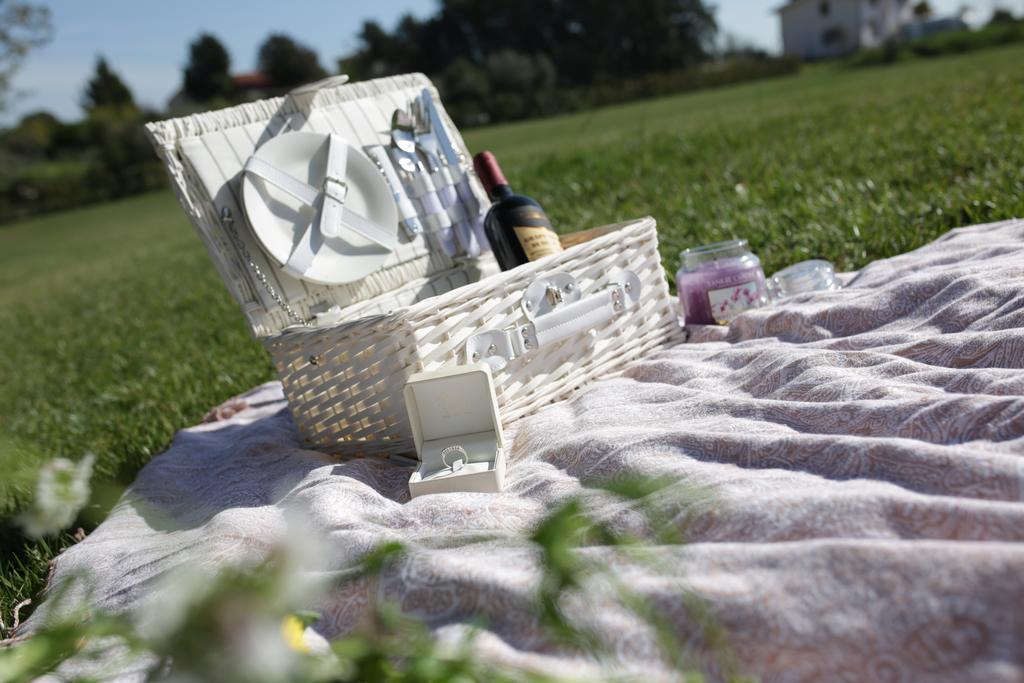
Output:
473,151,562,271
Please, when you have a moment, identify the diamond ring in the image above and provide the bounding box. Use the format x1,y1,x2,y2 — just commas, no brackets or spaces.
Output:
440,445,467,471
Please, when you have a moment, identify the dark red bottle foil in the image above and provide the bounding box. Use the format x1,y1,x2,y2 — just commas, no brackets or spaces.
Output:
473,151,508,197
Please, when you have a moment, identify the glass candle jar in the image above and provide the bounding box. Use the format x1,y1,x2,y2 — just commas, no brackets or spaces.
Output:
676,240,767,325
766,259,841,301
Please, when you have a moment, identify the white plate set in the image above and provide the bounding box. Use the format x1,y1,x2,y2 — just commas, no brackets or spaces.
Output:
241,87,487,287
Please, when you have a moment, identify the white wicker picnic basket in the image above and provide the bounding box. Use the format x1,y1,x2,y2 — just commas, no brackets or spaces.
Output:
146,72,683,460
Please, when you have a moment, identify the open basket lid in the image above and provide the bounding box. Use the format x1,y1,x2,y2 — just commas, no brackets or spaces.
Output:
241,131,399,285
145,72,495,337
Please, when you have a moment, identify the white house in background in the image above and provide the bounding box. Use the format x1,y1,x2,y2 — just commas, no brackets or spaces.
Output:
777,0,914,60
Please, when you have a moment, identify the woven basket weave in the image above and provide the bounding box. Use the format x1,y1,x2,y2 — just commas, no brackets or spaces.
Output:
146,74,683,460
267,216,679,458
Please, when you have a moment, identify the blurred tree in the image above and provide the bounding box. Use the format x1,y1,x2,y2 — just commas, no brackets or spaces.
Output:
0,0,53,111
81,57,134,112
257,34,327,88
84,105,161,197
435,57,491,125
183,33,232,102
341,16,423,80
50,117,88,150
78,56,158,196
437,58,490,101
343,0,717,87
486,49,556,91
912,1,934,20
987,7,1018,24
0,109,59,157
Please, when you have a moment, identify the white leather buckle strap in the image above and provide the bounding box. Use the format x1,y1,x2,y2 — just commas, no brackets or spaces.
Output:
466,270,642,371
318,135,348,239
243,134,397,276
244,156,318,205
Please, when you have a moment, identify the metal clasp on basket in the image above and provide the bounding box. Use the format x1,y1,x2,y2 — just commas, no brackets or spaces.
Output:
465,270,642,371
522,272,581,319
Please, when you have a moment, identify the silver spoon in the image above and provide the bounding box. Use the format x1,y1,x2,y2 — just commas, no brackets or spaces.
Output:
391,109,456,255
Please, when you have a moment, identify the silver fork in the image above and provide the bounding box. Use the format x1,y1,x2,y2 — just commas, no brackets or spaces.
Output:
409,96,477,255
413,91,488,255
407,98,460,210
391,108,457,256
410,96,430,134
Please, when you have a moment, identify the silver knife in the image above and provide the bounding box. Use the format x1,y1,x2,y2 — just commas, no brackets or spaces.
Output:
364,145,423,238
419,89,489,251
420,88,463,169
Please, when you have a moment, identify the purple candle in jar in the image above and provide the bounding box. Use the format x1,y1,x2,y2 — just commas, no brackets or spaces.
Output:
676,239,767,325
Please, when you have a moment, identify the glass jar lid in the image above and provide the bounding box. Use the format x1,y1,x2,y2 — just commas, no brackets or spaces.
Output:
680,239,751,270
767,259,840,299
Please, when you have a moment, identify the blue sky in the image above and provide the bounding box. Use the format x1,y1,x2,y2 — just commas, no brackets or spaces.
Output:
6,0,1000,124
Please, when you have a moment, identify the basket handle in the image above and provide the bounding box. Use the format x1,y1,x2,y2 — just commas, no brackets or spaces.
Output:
465,270,642,371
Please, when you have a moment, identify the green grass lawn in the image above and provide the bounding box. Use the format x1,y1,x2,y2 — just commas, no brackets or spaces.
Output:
2,45,1023,621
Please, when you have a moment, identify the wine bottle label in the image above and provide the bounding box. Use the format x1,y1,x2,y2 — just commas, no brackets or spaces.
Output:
508,207,562,261
513,226,563,260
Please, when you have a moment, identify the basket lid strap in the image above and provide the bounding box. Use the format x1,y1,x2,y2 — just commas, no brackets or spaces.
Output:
319,134,348,239
244,155,318,205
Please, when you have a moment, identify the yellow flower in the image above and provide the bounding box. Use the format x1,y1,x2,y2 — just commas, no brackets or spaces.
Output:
280,615,309,653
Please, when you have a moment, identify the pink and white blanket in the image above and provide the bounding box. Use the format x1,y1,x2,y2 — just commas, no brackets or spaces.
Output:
31,219,1024,681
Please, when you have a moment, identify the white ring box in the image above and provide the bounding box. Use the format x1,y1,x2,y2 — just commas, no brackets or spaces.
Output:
403,363,505,498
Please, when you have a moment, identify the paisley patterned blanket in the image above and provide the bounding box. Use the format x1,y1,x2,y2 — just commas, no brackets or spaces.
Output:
30,219,1024,681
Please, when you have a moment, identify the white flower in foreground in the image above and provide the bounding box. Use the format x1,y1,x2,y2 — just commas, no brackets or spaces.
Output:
238,617,304,681
18,454,95,537
134,565,213,641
